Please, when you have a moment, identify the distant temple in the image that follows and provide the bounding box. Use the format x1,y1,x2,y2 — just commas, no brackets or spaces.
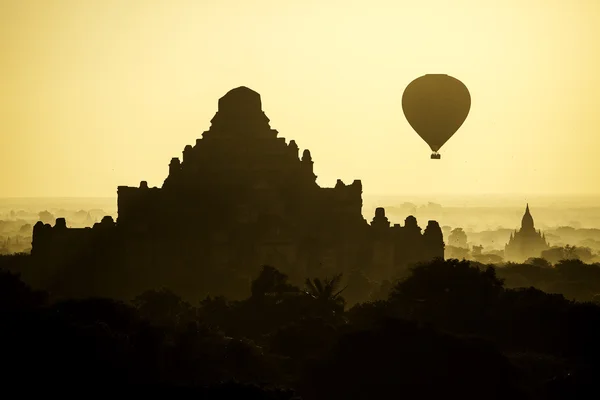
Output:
504,204,549,262
31,87,444,299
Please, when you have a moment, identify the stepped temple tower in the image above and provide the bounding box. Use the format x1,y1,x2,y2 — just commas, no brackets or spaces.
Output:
32,87,444,299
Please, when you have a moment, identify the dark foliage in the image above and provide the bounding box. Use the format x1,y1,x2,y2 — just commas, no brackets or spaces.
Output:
2,258,600,398
388,258,504,333
302,318,523,400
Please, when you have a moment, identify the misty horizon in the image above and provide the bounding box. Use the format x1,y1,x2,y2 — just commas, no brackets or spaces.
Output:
5,195,600,234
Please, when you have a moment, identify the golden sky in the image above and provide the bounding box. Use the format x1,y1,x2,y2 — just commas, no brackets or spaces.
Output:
1,0,599,198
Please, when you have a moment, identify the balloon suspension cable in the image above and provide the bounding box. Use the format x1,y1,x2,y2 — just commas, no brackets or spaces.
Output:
431,152,441,160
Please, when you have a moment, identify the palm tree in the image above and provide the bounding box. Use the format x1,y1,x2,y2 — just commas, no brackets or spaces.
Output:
304,273,347,316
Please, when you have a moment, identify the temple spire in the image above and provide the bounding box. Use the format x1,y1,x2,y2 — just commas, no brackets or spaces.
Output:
521,203,534,231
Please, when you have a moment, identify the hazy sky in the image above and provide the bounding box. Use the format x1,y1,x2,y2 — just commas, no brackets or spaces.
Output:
1,0,599,198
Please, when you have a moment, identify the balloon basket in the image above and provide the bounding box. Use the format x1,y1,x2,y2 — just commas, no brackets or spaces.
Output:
431,153,441,160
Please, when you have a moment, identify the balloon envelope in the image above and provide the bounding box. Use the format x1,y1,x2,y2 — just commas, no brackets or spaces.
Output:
402,74,471,155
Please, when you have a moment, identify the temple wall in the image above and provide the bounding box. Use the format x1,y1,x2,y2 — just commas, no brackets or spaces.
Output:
117,184,163,227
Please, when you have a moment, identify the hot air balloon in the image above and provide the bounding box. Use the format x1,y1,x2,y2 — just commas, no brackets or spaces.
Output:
402,74,471,159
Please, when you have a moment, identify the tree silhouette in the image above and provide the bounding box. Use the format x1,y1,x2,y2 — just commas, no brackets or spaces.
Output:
38,210,54,224
542,245,594,264
133,288,196,328
448,227,468,248
250,265,299,302
526,257,552,268
389,258,504,333
304,273,347,317
303,318,521,400
0,268,47,311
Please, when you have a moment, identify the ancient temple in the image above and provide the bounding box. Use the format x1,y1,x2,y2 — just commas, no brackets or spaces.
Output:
504,204,549,262
31,87,444,299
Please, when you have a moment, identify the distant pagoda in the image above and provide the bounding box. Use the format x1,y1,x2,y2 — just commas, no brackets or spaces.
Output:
504,204,549,262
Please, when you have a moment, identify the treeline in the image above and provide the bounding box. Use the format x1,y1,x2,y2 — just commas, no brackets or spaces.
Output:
446,243,600,265
1,259,600,398
496,258,600,302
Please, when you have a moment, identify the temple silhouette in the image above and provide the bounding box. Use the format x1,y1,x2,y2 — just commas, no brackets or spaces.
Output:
31,87,444,299
504,204,549,262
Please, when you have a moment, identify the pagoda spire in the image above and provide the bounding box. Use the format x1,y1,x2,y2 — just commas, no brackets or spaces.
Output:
521,203,535,232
